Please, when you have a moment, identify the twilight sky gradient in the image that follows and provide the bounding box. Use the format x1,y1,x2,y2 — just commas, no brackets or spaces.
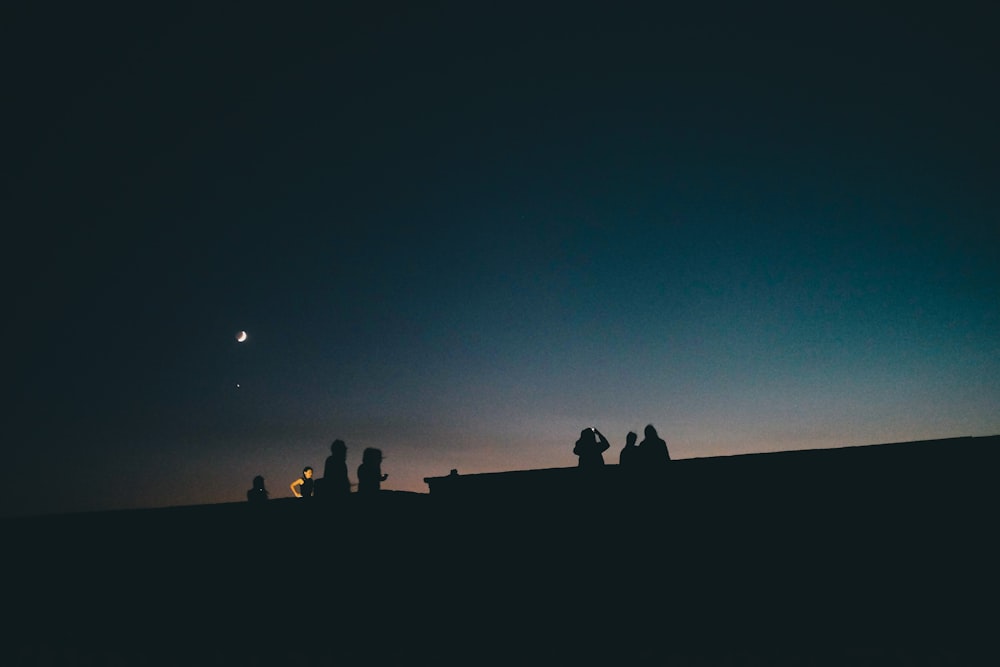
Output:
4,1,998,518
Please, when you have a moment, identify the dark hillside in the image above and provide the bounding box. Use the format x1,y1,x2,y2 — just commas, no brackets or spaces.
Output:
6,436,998,665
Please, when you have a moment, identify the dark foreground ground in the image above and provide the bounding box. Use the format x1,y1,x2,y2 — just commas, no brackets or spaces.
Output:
5,436,999,665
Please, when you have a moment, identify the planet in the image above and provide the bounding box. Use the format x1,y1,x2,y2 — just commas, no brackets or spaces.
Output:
236,330,248,342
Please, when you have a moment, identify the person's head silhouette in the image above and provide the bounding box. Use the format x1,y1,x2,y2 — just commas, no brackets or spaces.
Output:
331,439,347,458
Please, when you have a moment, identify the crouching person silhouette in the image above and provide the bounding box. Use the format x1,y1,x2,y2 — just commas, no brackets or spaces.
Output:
247,475,269,503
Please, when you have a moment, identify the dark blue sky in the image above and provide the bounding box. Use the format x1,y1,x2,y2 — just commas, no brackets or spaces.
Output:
4,1,998,517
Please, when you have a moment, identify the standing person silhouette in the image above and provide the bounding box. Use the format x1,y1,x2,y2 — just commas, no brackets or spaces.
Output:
573,427,611,468
322,439,352,499
290,466,315,498
357,448,388,495
637,424,671,465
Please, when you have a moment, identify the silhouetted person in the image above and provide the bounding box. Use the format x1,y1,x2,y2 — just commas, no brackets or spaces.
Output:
247,475,269,503
357,447,387,495
638,424,671,465
290,466,315,498
321,439,352,499
574,427,610,468
619,431,639,468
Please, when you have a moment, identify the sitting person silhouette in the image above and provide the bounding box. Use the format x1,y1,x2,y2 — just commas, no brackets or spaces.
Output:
573,427,610,468
247,475,269,503
290,466,315,498
619,431,639,468
357,447,388,495
637,424,671,465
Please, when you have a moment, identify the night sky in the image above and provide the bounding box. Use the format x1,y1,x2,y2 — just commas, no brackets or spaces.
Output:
4,2,998,518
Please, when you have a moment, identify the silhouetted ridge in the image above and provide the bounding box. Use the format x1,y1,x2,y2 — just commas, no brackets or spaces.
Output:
5,436,998,664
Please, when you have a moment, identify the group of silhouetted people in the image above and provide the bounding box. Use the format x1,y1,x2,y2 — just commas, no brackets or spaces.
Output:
574,423,671,469
249,425,669,503
246,439,388,503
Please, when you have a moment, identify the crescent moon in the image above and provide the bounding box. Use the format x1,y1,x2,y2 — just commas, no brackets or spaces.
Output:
236,331,248,342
